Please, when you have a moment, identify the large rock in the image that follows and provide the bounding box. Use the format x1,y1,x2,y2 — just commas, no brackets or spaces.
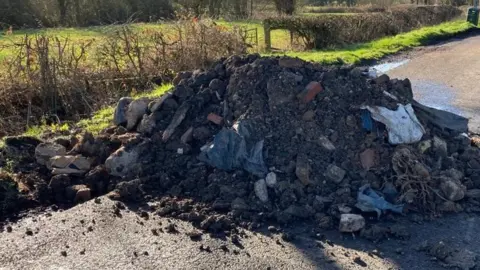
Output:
339,214,365,232
148,93,172,113
125,98,150,130
440,177,466,201
254,179,269,203
137,114,156,135
105,146,140,177
113,97,133,126
35,143,67,166
48,155,91,171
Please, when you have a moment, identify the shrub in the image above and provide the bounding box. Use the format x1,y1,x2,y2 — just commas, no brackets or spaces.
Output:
0,20,246,136
264,6,462,49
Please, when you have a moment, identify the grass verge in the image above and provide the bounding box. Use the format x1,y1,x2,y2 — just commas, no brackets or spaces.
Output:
268,20,475,64
19,84,173,138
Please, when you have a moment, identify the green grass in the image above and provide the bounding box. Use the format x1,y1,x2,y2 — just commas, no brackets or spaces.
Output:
270,20,474,64
76,83,173,134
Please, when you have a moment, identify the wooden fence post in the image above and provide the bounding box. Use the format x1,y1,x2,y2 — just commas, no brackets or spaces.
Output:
264,21,271,51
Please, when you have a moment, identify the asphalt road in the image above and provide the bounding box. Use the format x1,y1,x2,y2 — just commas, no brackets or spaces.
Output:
386,34,480,133
2,35,480,270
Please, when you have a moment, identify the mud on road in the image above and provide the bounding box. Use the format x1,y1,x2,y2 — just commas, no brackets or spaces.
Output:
1,54,480,269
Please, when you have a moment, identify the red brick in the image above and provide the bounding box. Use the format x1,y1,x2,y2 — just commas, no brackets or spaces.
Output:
207,113,223,125
303,81,323,103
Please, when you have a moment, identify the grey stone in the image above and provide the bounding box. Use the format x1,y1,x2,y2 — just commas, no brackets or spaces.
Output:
254,179,268,203
325,164,346,184
440,177,466,201
137,114,156,135
231,198,249,211
35,143,67,166
265,172,277,187
105,146,139,177
126,98,150,130
113,97,133,126
339,214,365,232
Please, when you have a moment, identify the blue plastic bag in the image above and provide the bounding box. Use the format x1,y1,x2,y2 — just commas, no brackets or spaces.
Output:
355,184,404,217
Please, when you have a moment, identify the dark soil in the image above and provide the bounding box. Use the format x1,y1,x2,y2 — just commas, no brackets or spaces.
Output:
1,54,480,246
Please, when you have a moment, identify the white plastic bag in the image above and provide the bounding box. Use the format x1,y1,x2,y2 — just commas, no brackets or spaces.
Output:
363,104,425,145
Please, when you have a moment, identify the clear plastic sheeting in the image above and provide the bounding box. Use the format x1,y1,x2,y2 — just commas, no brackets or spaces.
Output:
363,104,425,145
198,122,268,177
355,184,404,218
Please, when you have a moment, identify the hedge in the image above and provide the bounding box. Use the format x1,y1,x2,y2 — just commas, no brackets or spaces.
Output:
264,6,462,49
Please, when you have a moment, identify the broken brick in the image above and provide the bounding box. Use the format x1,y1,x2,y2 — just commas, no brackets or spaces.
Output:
207,113,223,125
302,81,323,103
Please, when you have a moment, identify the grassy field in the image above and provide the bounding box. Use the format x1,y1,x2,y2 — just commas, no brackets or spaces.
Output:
0,18,474,141
0,20,292,56
274,20,474,64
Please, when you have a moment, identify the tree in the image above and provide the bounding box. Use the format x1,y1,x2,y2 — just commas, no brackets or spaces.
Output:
273,0,296,15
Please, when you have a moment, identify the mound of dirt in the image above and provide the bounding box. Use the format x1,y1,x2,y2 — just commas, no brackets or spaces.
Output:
2,55,480,236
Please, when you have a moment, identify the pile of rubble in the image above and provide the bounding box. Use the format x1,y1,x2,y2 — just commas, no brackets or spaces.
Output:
2,54,480,235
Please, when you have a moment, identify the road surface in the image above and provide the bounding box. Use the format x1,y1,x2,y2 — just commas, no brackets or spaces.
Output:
385,34,480,133
2,35,480,270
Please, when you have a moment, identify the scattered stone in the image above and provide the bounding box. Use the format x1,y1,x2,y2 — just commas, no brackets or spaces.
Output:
267,226,278,233
6,226,12,233
137,114,156,135
125,98,150,130
374,74,389,84
339,214,365,232
318,136,336,151
440,177,466,201
186,230,203,241
180,127,194,144
162,102,190,142
353,257,367,267
254,179,269,203
149,93,172,113
296,155,311,185
325,164,346,184
433,136,448,157
302,110,315,121
359,149,376,170
231,197,249,211
75,188,91,203
25,229,33,236
105,146,139,177
113,97,133,126
35,143,67,166
265,172,277,187
60,251,67,257
49,155,91,175
281,232,295,242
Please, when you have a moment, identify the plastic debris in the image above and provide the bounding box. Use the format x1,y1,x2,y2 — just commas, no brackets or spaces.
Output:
412,100,468,134
355,184,404,217
363,104,425,145
361,110,374,132
198,123,268,177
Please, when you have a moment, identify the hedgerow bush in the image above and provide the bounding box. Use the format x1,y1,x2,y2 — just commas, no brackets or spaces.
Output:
264,6,461,49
